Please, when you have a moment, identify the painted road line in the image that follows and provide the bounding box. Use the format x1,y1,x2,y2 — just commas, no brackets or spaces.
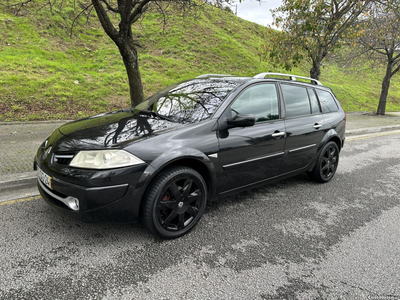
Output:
347,130,400,141
0,195,41,206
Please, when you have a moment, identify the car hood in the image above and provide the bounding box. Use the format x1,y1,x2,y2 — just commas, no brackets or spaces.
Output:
58,110,183,149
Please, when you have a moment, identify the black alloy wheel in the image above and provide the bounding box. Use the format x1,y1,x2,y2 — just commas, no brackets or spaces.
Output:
143,166,207,239
309,141,339,183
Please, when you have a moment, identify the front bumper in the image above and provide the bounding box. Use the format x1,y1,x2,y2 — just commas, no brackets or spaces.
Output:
36,163,148,223
34,128,153,222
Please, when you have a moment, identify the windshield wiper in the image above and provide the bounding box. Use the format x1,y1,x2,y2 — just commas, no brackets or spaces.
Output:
133,109,176,122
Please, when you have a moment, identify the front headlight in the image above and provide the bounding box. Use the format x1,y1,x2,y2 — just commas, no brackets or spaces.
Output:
69,150,145,169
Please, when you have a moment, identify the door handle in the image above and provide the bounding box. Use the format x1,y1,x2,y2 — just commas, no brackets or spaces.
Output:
272,131,285,137
313,123,322,129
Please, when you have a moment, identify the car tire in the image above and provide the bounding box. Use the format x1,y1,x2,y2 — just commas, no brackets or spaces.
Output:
142,166,207,239
308,141,339,183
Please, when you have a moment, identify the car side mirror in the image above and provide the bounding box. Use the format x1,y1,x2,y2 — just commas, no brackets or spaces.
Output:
227,114,256,127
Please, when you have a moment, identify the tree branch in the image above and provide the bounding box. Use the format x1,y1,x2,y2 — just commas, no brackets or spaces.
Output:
154,1,169,33
100,0,118,13
393,51,400,61
391,64,400,77
7,0,34,15
130,0,151,24
91,0,119,41
70,2,94,38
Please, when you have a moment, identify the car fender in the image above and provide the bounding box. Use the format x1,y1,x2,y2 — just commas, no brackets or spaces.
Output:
306,128,341,173
149,147,215,171
132,147,218,209
320,128,342,151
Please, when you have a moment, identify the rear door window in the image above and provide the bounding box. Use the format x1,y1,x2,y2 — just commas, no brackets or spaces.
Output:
308,88,321,114
281,84,311,118
316,89,338,113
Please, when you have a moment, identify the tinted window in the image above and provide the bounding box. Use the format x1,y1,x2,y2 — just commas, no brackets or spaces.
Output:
308,88,321,114
316,89,338,113
133,79,246,124
281,84,311,118
231,84,279,122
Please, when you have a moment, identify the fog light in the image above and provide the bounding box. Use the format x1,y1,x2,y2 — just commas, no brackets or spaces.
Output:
66,197,79,211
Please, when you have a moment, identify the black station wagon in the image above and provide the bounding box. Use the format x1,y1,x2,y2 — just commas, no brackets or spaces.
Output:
35,73,346,239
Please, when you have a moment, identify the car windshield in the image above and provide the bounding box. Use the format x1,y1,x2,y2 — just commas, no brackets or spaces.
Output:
132,78,246,124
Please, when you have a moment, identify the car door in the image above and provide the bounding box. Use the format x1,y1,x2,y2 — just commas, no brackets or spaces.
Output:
217,83,286,194
280,84,326,174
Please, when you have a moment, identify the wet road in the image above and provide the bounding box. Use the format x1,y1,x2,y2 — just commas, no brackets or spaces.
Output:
1,132,400,300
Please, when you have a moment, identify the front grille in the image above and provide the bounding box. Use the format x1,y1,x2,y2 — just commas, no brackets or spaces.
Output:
53,153,75,165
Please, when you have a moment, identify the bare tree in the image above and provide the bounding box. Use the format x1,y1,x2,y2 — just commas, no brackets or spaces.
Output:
358,0,400,115
6,0,232,106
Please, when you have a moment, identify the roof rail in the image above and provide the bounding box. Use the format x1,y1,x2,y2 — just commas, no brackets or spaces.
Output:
253,72,322,86
196,74,234,79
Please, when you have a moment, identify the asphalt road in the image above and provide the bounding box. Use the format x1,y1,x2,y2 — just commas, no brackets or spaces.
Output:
1,131,400,300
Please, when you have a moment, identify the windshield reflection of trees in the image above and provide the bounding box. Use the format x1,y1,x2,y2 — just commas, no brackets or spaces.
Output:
73,79,241,147
104,80,240,146
104,115,152,146
151,79,240,124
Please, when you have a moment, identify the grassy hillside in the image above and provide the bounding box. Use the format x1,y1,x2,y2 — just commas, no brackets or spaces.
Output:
320,62,400,112
0,1,399,121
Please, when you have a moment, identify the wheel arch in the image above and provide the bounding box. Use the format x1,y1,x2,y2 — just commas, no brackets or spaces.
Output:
327,135,342,152
157,158,215,199
308,138,340,183
321,129,343,152
135,149,218,219
307,130,342,173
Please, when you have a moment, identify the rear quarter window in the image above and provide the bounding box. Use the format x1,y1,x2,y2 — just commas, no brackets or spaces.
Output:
316,89,338,113
281,84,311,118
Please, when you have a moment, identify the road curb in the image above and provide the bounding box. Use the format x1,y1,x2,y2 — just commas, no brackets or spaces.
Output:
0,172,37,193
0,120,72,126
345,124,400,136
1,125,400,194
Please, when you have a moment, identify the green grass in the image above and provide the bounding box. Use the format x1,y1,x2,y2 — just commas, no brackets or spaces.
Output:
0,1,399,121
0,3,130,121
319,63,400,112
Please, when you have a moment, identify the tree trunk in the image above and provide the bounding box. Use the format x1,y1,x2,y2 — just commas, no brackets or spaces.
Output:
117,33,144,107
310,60,321,80
91,0,144,107
377,61,392,115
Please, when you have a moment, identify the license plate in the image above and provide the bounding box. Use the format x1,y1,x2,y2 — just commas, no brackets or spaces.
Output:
37,166,52,190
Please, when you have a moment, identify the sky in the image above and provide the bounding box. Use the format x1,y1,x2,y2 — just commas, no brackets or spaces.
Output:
228,0,283,27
